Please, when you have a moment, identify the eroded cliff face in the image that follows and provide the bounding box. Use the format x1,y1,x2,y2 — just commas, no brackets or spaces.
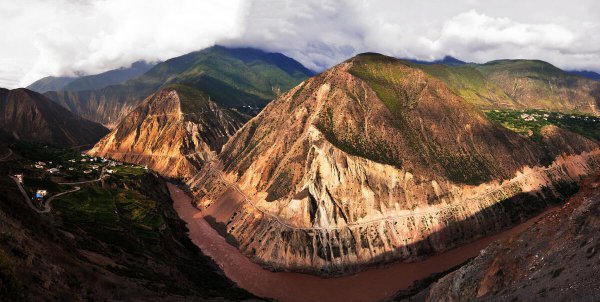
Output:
89,86,247,178
410,173,600,302
187,54,600,275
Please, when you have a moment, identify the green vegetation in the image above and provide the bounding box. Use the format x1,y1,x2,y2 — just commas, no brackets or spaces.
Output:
349,53,422,117
128,46,313,108
53,186,165,255
485,109,600,142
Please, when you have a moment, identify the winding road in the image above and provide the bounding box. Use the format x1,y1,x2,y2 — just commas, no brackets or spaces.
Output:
8,175,80,213
8,165,108,213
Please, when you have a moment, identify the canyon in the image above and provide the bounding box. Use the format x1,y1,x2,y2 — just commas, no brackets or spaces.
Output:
187,53,600,275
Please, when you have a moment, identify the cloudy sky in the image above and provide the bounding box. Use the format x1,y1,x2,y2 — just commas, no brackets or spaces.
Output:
1,0,599,88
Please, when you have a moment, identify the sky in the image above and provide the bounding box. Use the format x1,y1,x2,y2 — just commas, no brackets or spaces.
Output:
1,0,599,88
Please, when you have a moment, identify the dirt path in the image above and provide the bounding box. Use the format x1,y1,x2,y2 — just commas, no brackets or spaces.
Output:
169,182,556,302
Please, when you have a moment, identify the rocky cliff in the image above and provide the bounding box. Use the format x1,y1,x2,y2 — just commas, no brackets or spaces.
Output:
0,88,108,148
407,173,600,302
89,85,247,178
188,53,600,275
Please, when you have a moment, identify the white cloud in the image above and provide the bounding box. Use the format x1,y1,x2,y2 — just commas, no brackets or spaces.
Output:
1,0,600,89
1,0,244,87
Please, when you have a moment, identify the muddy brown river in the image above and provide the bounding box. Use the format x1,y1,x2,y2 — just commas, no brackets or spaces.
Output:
168,183,555,302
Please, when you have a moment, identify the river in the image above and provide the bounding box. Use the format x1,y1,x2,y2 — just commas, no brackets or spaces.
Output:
168,182,555,302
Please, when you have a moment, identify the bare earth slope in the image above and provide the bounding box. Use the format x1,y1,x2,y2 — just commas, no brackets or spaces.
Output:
188,53,600,275
0,88,108,148
89,85,247,178
410,173,600,302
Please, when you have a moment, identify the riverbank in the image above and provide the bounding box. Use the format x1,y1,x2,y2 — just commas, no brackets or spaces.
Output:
169,182,557,302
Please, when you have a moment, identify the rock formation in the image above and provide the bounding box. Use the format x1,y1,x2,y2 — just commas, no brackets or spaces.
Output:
89,85,247,178
0,88,108,148
408,173,600,301
188,53,600,275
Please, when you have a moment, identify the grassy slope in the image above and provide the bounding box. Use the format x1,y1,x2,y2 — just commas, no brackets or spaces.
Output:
126,46,313,108
410,59,600,115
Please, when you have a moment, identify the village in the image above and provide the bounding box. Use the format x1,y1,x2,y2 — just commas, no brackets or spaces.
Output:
6,144,149,212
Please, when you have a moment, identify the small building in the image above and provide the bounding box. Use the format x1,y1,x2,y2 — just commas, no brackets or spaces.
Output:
68,167,75,171
47,168,60,174
35,190,48,199
83,170,92,174
105,169,114,174
34,164,44,169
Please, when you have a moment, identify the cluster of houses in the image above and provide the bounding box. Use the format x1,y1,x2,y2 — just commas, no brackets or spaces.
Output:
519,112,550,122
518,112,600,123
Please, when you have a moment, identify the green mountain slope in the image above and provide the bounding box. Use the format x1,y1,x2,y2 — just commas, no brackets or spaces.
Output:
26,76,76,93
411,59,600,115
62,60,155,91
45,46,313,127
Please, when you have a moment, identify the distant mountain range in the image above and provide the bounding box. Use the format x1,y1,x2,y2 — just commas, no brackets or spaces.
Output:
409,59,600,114
568,70,600,81
27,60,155,93
407,55,467,66
43,46,314,127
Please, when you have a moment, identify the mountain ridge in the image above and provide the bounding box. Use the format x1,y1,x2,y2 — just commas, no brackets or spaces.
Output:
0,88,108,147
45,46,313,127
186,52,600,275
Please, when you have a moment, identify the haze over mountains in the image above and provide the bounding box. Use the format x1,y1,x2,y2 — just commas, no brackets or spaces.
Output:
26,60,155,93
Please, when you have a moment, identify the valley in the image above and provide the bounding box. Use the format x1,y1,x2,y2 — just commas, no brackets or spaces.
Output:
2,42,600,302
169,181,559,302
0,143,254,301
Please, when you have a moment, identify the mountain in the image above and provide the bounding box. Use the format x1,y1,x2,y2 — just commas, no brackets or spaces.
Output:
569,69,600,81
88,84,247,178
187,53,600,275
26,61,155,94
408,173,600,301
0,88,108,148
408,55,467,66
26,76,76,93
62,60,155,91
413,59,600,115
45,46,314,128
